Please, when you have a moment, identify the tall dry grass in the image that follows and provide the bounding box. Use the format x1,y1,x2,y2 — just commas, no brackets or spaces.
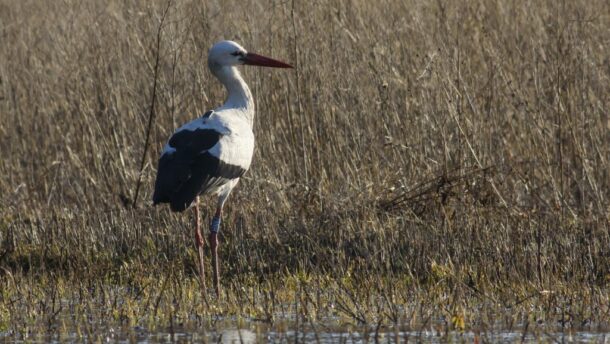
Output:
0,0,609,290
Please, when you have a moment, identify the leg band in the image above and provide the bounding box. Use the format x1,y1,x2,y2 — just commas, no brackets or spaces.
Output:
210,216,221,233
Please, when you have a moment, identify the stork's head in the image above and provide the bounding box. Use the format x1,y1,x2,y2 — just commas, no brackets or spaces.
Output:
208,40,293,70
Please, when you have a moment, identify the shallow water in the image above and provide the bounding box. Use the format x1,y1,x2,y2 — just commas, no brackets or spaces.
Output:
3,316,609,343
137,328,609,343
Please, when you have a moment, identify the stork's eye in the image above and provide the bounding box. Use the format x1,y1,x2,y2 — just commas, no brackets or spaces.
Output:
231,51,244,57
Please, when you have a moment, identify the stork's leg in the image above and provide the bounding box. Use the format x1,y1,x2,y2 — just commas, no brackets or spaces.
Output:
209,187,234,297
209,206,222,296
193,197,207,299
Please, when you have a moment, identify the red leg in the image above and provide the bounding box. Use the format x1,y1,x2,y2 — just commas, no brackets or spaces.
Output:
209,206,222,296
193,197,207,299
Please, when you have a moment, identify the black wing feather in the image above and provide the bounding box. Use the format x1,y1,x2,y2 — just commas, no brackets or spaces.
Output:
152,115,247,212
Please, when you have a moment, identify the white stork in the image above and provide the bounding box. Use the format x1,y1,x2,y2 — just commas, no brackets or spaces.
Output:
152,40,292,296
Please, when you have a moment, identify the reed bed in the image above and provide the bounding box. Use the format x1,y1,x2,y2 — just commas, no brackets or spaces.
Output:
0,0,609,340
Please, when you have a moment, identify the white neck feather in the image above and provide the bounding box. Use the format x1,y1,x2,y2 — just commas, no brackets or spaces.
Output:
210,65,255,125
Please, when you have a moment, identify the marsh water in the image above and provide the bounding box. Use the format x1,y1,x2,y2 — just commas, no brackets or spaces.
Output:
3,314,608,343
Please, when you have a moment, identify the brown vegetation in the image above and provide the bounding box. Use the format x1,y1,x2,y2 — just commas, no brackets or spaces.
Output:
0,0,609,339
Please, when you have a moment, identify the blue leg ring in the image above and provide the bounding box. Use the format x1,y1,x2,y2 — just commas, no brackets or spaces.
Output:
210,216,221,234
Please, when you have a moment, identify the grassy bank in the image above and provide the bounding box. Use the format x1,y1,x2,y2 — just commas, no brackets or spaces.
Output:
0,0,609,339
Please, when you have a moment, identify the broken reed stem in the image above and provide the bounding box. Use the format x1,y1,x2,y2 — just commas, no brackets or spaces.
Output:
132,1,172,208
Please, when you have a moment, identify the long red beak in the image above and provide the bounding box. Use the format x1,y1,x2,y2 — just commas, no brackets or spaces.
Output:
243,52,293,68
